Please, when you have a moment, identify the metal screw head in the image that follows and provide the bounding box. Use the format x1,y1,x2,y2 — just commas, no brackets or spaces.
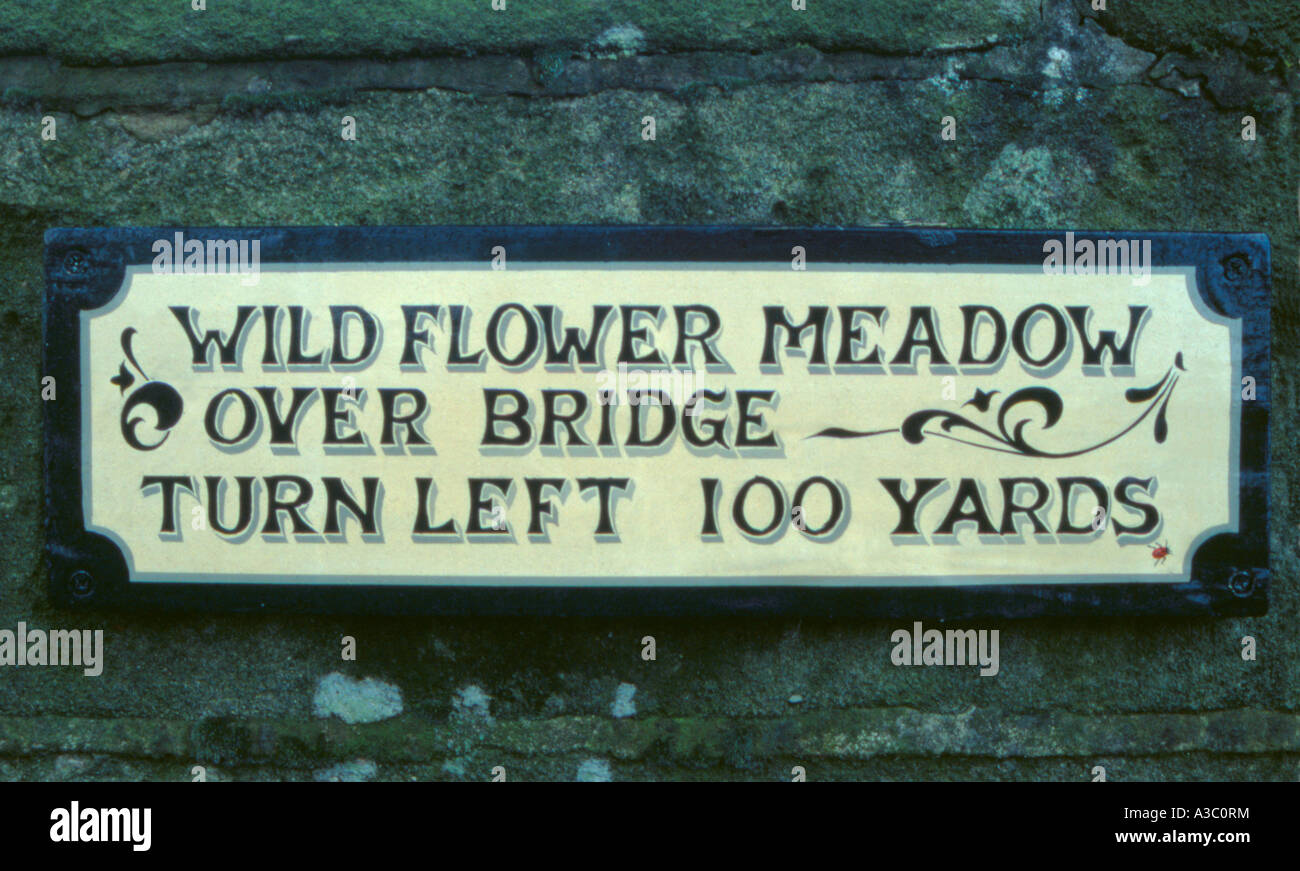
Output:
69,570,95,598
1228,570,1254,597
1222,253,1251,282
62,250,88,275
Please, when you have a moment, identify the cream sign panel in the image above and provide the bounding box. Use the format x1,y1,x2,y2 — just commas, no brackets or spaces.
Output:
44,228,1270,616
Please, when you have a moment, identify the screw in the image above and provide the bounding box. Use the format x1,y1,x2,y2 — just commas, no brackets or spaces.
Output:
1228,570,1253,597
62,250,88,275
69,570,94,598
1222,253,1250,282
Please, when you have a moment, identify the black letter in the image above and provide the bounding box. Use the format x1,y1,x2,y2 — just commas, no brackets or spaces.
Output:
935,479,997,535
322,477,380,536
760,306,829,370
959,305,1007,367
732,476,785,538
1013,305,1069,369
205,389,258,446
577,478,631,537
735,390,778,448
205,475,255,536
330,306,379,367
525,478,567,536
379,388,430,447
322,387,365,446
792,477,846,537
673,305,725,367
540,390,590,448
466,478,513,535
263,475,315,535
627,390,675,448
1066,305,1147,369
683,390,730,449
537,305,612,368
618,306,667,366
486,304,540,368
1112,476,1159,536
891,307,950,368
879,478,944,535
837,306,886,366
170,305,256,366
999,477,1051,535
400,305,440,367
142,475,195,534
254,387,314,446
482,389,532,446
1056,477,1109,534
412,478,458,536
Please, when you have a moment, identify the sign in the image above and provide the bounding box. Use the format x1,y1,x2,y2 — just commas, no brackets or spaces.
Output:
43,227,1270,616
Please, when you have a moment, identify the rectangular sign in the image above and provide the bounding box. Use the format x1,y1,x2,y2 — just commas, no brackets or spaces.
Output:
43,227,1270,616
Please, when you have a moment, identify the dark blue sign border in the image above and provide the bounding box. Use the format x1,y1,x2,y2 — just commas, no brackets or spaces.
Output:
43,226,1270,617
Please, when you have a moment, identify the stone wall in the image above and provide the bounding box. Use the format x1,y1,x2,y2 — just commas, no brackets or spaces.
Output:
0,0,1296,781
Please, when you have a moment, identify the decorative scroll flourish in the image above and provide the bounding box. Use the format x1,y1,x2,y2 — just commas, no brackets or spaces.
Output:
810,353,1185,459
112,327,184,452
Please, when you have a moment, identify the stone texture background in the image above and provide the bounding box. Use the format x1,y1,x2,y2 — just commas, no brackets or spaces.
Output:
0,0,1296,781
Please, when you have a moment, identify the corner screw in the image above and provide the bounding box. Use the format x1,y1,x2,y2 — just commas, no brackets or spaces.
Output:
1228,570,1253,597
69,569,95,598
62,250,88,275
1222,253,1250,282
